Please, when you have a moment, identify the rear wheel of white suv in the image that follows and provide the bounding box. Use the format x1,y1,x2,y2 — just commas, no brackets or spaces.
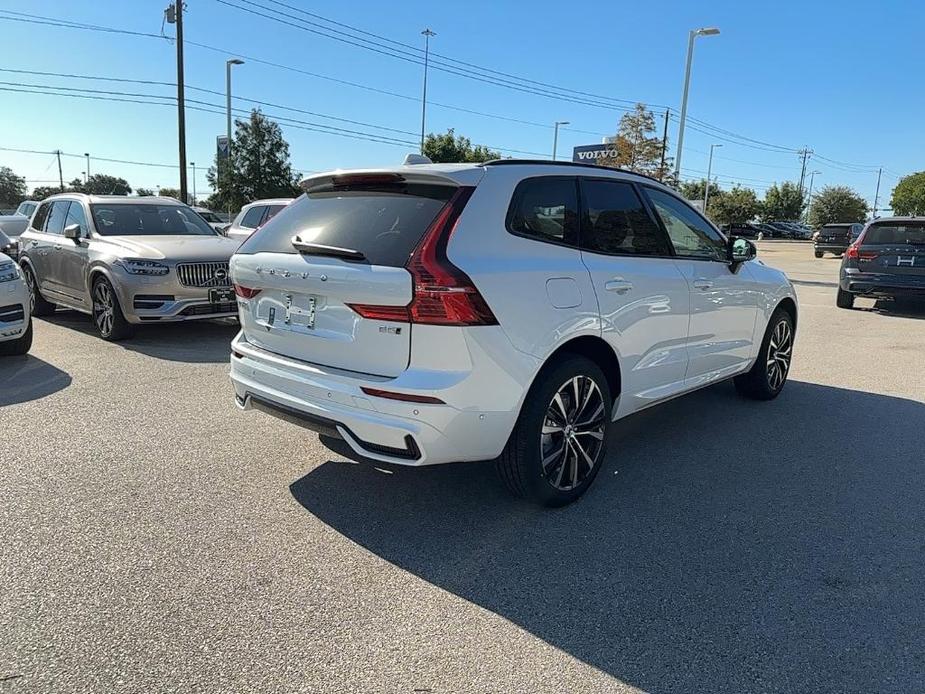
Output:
497,355,612,507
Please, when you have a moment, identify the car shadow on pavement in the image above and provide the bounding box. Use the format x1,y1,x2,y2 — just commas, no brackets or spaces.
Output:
0,354,72,406
290,380,925,693
41,311,238,363
859,299,925,320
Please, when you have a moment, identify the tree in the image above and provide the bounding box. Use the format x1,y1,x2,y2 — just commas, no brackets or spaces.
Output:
136,187,155,197
0,166,27,206
69,174,132,196
157,187,182,201
31,185,64,200
710,186,762,225
422,129,501,163
890,172,925,216
808,185,868,227
597,103,669,178
761,182,805,221
207,108,301,211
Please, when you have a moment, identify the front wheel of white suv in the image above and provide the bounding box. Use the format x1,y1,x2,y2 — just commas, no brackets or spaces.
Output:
497,355,612,507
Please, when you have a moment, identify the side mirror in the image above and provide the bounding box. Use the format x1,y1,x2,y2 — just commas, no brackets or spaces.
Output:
728,236,757,264
63,223,82,241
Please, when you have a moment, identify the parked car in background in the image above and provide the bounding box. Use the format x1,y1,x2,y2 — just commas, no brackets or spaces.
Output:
18,194,240,340
0,200,39,241
225,199,293,243
0,251,32,355
814,222,864,258
229,159,798,506
721,222,763,238
837,218,925,308
753,223,780,238
193,206,231,234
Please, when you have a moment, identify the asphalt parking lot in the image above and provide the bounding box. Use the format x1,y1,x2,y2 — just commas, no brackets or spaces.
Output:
2,241,924,694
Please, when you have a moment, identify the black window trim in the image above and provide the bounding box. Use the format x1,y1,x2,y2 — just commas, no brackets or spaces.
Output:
504,175,582,251
240,204,267,230
639,183,731,264
577,176,677,260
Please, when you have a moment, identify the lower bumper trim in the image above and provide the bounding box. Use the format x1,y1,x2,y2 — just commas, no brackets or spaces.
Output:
239,393,422,461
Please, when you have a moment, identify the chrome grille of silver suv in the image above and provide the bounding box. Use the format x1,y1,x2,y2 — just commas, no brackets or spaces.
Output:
176,262,231,288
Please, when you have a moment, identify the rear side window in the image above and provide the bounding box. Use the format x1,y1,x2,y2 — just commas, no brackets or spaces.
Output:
31,202,50,231
237,184,455,267
862,223,925,245
239,206,266,229
264,204,285,222
580,179,670,256
507,177,579,246
45,200,70,235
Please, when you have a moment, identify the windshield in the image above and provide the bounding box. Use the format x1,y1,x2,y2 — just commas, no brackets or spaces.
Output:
863,223,925,245
90,204,217,236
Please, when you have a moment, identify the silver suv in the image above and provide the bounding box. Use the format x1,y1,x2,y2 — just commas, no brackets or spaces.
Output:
18,194,240,340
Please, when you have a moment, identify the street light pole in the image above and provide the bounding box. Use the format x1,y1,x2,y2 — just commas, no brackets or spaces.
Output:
872,167,882,219
225,58,244,216
190,162,197,205
552,121,570,161
420,28,436,154
704,143,722,212
84,152,90,180
673,27,720,182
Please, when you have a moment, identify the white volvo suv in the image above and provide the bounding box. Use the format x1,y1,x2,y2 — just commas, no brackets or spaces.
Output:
229,160,797,506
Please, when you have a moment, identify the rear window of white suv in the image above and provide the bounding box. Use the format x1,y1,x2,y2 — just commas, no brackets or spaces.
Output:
237,182,455,267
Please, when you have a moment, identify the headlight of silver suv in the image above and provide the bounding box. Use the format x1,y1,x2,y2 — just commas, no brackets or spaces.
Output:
116,259,170,276
0,260,22,283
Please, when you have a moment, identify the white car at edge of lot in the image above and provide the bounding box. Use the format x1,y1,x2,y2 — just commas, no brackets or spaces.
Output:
228,159,798,506
225,199,294,243
0,251,32,355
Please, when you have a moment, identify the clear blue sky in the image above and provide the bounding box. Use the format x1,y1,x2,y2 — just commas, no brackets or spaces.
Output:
0,0,920,210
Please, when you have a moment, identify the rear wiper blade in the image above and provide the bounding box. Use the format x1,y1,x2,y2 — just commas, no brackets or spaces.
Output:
291,235,366,260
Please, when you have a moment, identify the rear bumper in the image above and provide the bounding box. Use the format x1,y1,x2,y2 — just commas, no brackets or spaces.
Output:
228,331,527,466
840,271,925,297
814,242,848,253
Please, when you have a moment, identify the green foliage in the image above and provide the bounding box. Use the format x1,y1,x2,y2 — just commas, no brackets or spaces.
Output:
422,129,501,163
158,187,182,201
0,166,27,206
30,186,65,200
207,109,303,211
678,179,711,202
889,172,925,216
69,174,132,196
597,104,670,178
761,182,805,221
710,186,762,225
808,185,868,227
136,187,155,197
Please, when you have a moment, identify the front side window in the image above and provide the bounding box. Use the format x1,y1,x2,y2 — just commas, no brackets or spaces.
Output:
45,200,70,235
239,206,266,229
65,202,89,235
645,188,726,260
507,177,579,246
580,179,671,256
90,204,217,236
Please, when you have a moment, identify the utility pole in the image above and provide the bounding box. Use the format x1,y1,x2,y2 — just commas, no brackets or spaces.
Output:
659,108,670,180
190,162,197,205
166,2,188,205
872,167,882,219
84,152,90,181
419,28,436,154
55,150,63,190
704,143,722,212
797,147,812,198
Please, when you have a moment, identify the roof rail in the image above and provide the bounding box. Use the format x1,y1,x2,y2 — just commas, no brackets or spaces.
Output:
481,158,668,184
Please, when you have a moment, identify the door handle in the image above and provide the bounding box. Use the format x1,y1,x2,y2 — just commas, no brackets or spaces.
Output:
30,240,39,247
54,244,62,250
693,278,714,290
604,279,633,294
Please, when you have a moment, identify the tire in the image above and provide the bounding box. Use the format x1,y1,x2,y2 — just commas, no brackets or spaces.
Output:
496,355,612,507
21,264,56,317
91,275,134,341
0,318,32,356
814,250,823,258
734,309,794,401
836,288,855,309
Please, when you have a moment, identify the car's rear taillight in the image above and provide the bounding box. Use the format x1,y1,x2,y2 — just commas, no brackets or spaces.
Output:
845,244,859,260
233,283,261,299
349,186,498,326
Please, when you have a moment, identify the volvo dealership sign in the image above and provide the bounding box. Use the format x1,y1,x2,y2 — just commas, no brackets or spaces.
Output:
572,143,619,164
